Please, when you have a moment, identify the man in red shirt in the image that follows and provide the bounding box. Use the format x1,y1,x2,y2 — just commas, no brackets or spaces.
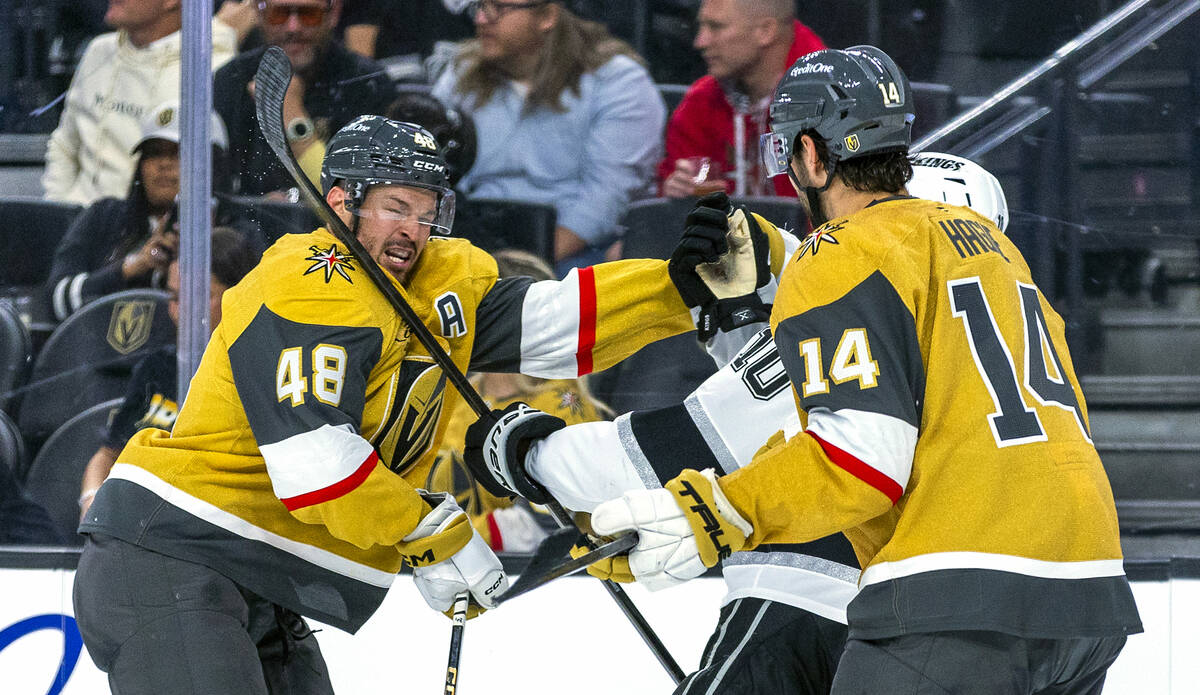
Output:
660,0,825,198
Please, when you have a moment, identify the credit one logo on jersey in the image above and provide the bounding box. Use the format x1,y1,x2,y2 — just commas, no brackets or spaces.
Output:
0,614,84,695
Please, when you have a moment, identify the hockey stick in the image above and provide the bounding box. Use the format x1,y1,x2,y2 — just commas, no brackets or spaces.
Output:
254,46,684,684
444,591,469,694
497,530,637,605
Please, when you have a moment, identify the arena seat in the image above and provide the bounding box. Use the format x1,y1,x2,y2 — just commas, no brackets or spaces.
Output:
0,299,32,415
16,289,174,446
220,194,321,249
0,197,83,288
454,197,557,263
657,83,689,115
0,409,26,476
23,398,121,546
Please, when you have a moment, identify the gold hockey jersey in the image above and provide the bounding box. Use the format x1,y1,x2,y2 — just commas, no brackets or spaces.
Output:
720,197,1141,639
81,228,693,632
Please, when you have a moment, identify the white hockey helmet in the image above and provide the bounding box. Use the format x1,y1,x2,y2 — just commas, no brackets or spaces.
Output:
907,152,1008,233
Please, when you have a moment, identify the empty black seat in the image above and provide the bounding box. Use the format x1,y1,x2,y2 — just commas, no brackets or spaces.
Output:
0,299,31,415
454,197,557,264
17,289,174,446
23,399,121,546
220,195,321,249
0,197,84,287
0,409,26,475
657,83,690,115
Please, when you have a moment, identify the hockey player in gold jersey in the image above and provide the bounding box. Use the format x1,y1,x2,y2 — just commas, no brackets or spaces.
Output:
580,47,1142,692
73,116,698,694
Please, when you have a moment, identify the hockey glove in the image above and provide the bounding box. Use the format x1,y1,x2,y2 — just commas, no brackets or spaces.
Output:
668,192,733,308
590,469,752,592
569,537,635,583
404,491,509,616
668,193,773,342
463,403,566,505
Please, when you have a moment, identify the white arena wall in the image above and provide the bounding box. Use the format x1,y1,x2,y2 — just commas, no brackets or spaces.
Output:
0,555,1197,694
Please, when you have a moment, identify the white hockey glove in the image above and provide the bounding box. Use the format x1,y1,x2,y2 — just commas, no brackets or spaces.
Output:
405,492,509,616
463,403,566,505
668,193,772,342
590,469,752,591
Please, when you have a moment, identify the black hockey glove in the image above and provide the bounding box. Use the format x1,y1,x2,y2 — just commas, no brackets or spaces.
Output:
669,193,773,342
463,402,566,506
668,192,733,308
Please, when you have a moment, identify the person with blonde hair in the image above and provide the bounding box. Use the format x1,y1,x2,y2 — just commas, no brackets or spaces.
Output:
432,0,665,275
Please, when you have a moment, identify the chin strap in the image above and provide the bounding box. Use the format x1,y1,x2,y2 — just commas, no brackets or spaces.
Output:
794,157,839,230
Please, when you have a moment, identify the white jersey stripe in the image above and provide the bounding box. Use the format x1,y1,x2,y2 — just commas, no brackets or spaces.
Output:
805,407,917,492
259,423,377,500
861,551,1126,586
107,463,396,587
518,271,582,378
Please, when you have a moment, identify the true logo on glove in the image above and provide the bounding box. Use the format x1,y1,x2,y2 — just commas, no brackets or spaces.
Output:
676,480,733,562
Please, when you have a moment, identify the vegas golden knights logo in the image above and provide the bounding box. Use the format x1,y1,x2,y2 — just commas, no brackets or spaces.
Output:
107,300,156,354
374,360,447,474
844,134,860,153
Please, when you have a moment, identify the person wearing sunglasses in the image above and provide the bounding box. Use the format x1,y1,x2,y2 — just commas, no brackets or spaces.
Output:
432,0,665,276
213,0,395,197
42,0,239,206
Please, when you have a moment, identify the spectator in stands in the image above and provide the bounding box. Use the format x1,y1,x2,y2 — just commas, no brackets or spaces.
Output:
432,0,665,275
659,0,824,198
42,0,239,205
0,457,64,545
386,90,478,189
214,0,395,196
427,249,610,551
78,226,259,519
45,100,244,322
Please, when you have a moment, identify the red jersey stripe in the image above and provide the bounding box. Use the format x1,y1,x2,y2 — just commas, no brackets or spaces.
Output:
486,512,504,552
575,265,597,375
279,450,381,511
807,431,903,504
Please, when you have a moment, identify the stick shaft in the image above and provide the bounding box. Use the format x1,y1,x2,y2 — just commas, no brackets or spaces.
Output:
444,592,469,694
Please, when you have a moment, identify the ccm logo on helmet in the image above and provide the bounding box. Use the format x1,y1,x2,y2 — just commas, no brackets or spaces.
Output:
413,160,446,173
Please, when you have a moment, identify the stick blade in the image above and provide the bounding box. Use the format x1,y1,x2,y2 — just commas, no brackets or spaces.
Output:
497,531,637,605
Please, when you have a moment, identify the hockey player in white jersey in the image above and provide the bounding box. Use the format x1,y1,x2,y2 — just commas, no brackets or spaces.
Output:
464,151,1012,693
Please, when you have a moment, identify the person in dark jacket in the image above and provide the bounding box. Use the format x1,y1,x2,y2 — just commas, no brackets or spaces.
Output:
213,0,395,196
45,100,236,322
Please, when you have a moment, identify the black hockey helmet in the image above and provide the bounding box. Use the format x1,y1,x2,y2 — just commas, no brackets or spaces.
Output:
322,115,455,234
386,91,478,188
760,45,914,181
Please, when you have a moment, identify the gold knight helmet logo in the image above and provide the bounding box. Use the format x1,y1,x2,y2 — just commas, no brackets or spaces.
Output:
107,299,156,354
374,360,448,474
844,134,860,153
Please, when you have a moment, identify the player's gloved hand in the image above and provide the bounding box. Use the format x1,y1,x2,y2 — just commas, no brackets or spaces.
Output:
590,469,752,591
403,491,509,617
569,537,635,582
668,193,773,342
668,191,734,308
463,403,566,505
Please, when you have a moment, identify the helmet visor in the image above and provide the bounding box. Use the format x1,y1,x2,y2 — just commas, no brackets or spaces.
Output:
760,131,792,178
345,182,456,235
